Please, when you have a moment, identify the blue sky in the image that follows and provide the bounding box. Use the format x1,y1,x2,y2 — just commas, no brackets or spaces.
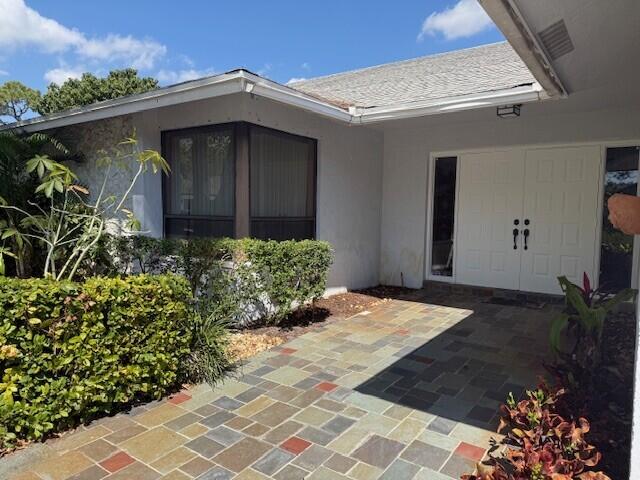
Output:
0,0,503,91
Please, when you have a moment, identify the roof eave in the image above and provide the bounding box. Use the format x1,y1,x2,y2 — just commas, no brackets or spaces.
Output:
479,0,568,97
1,73,549,132
355,83,546,124
0,70,353,133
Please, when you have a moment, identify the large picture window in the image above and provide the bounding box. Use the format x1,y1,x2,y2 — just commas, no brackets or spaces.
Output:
250,126,316,240
163,125,235,238
162,122,316,240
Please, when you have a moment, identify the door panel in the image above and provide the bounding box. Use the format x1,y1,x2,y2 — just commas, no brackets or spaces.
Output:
519,146,602,294
455,150,525,290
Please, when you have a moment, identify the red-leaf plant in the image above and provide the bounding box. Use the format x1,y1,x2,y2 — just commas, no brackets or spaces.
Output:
462,383,610,480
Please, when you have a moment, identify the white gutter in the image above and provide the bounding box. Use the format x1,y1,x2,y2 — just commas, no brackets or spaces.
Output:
239,71,353,123
5,73,244,133
2,70,550,133
3,70,353,133
354,83,545,124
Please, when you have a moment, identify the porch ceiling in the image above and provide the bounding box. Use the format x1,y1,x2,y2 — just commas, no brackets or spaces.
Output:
512,0,640,96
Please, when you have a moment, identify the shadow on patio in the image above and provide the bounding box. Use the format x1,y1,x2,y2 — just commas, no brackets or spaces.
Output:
352,289,557,432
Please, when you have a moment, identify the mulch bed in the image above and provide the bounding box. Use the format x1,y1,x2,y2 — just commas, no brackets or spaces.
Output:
228,286,416,360
588,310,635,480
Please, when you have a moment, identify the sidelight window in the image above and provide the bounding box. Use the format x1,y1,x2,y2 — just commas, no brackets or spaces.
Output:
599,146,640,292
430,156,457,277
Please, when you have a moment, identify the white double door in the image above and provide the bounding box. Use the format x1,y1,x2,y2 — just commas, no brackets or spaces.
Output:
455,146,602,295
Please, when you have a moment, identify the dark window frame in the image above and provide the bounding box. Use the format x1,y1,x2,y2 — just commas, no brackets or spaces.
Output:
161,122,238,239
248,123,317,241
161,121,317,240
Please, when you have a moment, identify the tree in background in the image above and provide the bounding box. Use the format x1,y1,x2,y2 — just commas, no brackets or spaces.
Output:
37,69,158,115
0,81,41,124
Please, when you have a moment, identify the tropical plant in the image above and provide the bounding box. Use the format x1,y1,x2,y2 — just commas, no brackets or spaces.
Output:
462,384,611,480
0,81,41,123
0,131,71,277
548,274,635,394
184,308,233,386
0,133,169,280
37,69,158,115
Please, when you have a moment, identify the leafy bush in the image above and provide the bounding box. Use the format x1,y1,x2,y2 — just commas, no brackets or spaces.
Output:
463,383,610,480
548,274,635,410
101,236,333,326
0,274,192,449
233,239,333,323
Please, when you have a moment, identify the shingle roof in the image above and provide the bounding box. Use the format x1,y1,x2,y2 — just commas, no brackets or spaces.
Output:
289,42,535,109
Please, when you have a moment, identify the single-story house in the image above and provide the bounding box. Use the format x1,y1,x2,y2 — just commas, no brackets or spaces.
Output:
3,0,640,474
3,1,639,299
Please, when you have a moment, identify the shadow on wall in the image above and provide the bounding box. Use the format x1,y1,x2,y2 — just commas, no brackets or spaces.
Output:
352,290,556,432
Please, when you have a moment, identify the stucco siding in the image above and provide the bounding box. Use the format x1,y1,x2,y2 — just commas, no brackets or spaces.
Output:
59,93,384,290
379,97,640,288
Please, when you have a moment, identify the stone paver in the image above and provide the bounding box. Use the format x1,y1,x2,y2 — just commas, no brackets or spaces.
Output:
4,291,553,479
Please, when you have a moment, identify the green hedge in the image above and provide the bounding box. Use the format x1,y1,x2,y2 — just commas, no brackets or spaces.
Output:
0,274,192,449
105,236,333,325
233,239,333,323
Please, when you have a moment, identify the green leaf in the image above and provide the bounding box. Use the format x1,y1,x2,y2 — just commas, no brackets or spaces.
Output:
550,313,570,353
1,228,18,240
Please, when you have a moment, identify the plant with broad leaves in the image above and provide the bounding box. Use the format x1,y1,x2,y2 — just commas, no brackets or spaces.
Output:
0,131,71,277
0,132,169,280
548,274,635,398
462,384,611,480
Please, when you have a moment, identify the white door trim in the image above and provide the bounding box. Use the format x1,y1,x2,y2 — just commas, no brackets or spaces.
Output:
425,138,640,292
424,155,460,284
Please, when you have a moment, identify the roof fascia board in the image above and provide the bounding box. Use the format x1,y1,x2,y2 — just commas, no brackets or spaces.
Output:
356,84,544,124
479,0,567,97
3,72,551,132
9,73,244,133
239,71,354,123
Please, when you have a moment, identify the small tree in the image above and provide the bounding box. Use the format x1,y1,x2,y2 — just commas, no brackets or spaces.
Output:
37,69,158,115
0,131,70,277
0,133,169,280
0,81,41,123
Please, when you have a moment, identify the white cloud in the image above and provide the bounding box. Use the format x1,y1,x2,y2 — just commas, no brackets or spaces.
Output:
156,68,216,85
79,35,166,70
44,66,84,85
287,77,307,85
418,0,494,41
301,62,311,71
0,0,166,69
0,69,8,76
0,0,83,53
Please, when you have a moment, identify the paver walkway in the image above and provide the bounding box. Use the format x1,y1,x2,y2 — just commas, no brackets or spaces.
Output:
5,291,553,480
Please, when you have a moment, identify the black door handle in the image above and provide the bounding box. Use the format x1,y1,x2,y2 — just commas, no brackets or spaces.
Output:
512,228,519,249
523,228,530,250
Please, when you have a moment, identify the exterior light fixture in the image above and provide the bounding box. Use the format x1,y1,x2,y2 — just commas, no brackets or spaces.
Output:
497,104,521,118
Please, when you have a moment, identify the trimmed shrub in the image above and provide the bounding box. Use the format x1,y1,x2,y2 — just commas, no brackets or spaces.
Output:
232,239,333,323
101,236,333,326
0,274,192,449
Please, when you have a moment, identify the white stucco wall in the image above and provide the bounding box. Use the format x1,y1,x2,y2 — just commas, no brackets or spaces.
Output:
379,93,640,288
85,93,385,290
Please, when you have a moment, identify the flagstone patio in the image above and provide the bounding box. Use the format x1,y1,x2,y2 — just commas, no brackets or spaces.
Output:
3,290,554,480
